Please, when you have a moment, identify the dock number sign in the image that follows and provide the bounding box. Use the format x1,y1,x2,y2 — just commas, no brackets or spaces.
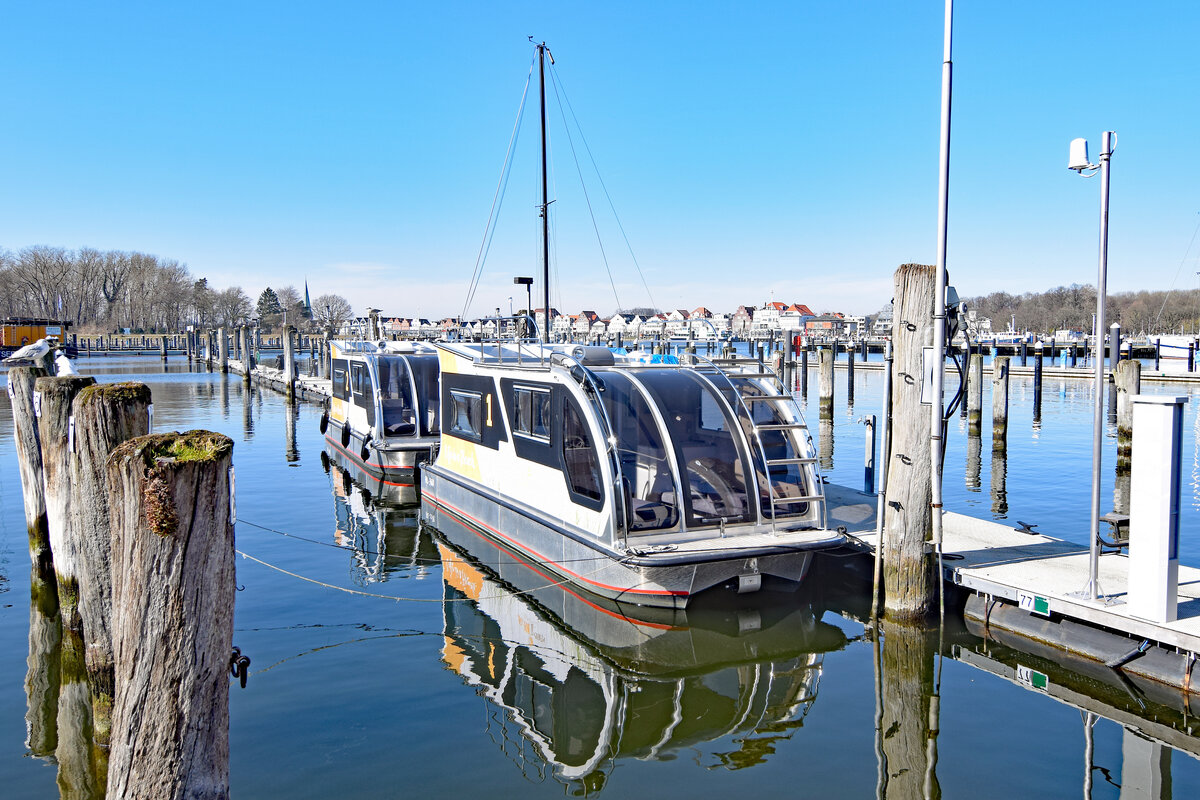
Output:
1017,591,1051,617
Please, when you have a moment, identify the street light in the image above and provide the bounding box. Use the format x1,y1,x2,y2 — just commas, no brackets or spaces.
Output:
514,276,534,336
1070,130,1115,602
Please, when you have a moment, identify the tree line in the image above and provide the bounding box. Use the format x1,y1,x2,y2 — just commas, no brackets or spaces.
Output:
964,283,1200,336
0,245,354,333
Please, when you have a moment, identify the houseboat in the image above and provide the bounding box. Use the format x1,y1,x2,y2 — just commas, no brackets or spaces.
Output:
322,339,441,504
420,333,845,608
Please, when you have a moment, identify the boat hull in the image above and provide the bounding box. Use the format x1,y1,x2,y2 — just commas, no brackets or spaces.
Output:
421,465,825,609
323,419,433,506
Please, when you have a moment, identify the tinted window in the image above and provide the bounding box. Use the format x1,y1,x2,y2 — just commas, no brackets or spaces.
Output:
448,390,483,441
561,399,602,502
332,366,348,400
513,386,551,441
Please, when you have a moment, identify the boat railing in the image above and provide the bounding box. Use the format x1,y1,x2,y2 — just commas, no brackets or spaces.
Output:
690,353,826,532
476,313,548,365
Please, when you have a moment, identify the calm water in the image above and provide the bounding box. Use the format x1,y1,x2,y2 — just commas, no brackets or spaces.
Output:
2,356,1199,798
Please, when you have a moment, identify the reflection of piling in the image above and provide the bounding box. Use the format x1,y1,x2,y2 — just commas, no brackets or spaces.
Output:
286,400,299,463
35,375,98,633
991,449,1008,516
9,366,52,575
965,433,981,491
818,348,834,420
70,383,151,749
106,431,235,800
992,356,1010,452
878,621,941,800
25,563,62,759
1114,359,1140,469
967,354,983,435
819,419,834,471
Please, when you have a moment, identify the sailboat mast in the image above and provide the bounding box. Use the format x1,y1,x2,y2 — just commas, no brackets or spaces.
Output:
538,41,550,342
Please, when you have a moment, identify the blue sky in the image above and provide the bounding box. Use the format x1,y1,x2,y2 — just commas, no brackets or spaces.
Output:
1,2,1197,320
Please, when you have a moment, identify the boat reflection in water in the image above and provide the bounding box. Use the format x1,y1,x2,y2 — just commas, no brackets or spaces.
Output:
324,453,437,583
431,510,848,792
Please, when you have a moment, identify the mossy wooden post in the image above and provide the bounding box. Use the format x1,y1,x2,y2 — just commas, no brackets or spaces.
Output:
882,263,936,621
9,366,53,576
818,348,834,420
967,353,983,435
1115,358,1140,470
878,620,941,799
992,356,1010,453
282,325,297,401
106,431,235,800
70,382,151,750
218,326,229,373
35,375,98,634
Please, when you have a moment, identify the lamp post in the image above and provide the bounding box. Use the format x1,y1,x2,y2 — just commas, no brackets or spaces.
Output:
1070,131,1115,601
514,276,534,336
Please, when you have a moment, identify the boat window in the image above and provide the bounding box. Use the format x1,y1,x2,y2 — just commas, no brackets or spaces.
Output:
377,357,416,436
448,390,483,441
513,385,551,442
561,397,602,504
331,366,348,400
408,356,441,436
594,371,679,532
633,370,753,527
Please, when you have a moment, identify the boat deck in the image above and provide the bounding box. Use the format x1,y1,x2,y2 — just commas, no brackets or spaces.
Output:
824,481,1200,655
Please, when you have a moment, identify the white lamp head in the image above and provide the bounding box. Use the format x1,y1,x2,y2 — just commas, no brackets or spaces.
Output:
1068,137,1092,171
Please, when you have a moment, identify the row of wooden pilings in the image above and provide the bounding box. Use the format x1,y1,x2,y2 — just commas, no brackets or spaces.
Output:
9,365,236,798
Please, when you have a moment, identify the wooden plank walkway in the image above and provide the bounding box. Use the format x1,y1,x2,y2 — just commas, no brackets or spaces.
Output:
823,482,1200,655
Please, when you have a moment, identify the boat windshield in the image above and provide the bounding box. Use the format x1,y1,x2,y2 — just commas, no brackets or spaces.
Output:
407,355,441,436
376,356,417,436
593,371,680,532
627,370,753,527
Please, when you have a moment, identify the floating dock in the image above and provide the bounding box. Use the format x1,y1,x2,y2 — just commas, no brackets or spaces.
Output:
822,482,1200,694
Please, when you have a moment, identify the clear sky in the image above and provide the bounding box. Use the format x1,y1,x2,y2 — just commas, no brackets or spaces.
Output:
1,1,1197,321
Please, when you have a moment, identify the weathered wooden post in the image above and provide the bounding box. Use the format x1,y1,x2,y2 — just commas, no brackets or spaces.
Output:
800,347,809,395
1114,358,1141,469
70,383,151,749
106,431,235,800
35,375,98,633
283,325,297,401
239,327,252,381
992,356,1010,452
881,263,937,621
8,366,53,575
218,326,229,373
159,335,167,361
818,348,834,420
967,353,983,435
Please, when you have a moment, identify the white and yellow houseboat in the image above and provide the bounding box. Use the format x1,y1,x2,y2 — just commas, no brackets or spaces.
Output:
420,334,845,608
322,340,441,503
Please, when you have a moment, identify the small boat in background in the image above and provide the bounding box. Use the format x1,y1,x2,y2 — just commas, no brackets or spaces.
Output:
322,339,441,504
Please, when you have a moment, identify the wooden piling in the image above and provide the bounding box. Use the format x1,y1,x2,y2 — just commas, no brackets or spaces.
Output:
106,431,235,800
159,335,167,361
70,382,151,748
35,375,98,633
218,327,229,373
967,353,983,435
1115,359,1141,469
8,366,53,575
1032,342,1043,423
846,342,855,404
800,348,809,394
282,325,297,402
818,348,834,420
881,263,937,621
992,356,1010,452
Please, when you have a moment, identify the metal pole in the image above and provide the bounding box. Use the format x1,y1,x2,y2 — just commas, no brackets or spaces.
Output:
929,0,953,557
1087,131,1114,601
538,43,550,343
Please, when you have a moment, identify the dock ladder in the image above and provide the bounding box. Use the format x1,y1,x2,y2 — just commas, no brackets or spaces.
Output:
692,354,826,532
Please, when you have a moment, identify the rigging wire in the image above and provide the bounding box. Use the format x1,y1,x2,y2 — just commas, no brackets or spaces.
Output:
548,61,659,312
1149,212,1200,334
462,54,536,322
546,65,623,313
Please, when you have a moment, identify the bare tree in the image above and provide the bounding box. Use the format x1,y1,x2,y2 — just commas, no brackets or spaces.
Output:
311,293,353,333
214,287,252,328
